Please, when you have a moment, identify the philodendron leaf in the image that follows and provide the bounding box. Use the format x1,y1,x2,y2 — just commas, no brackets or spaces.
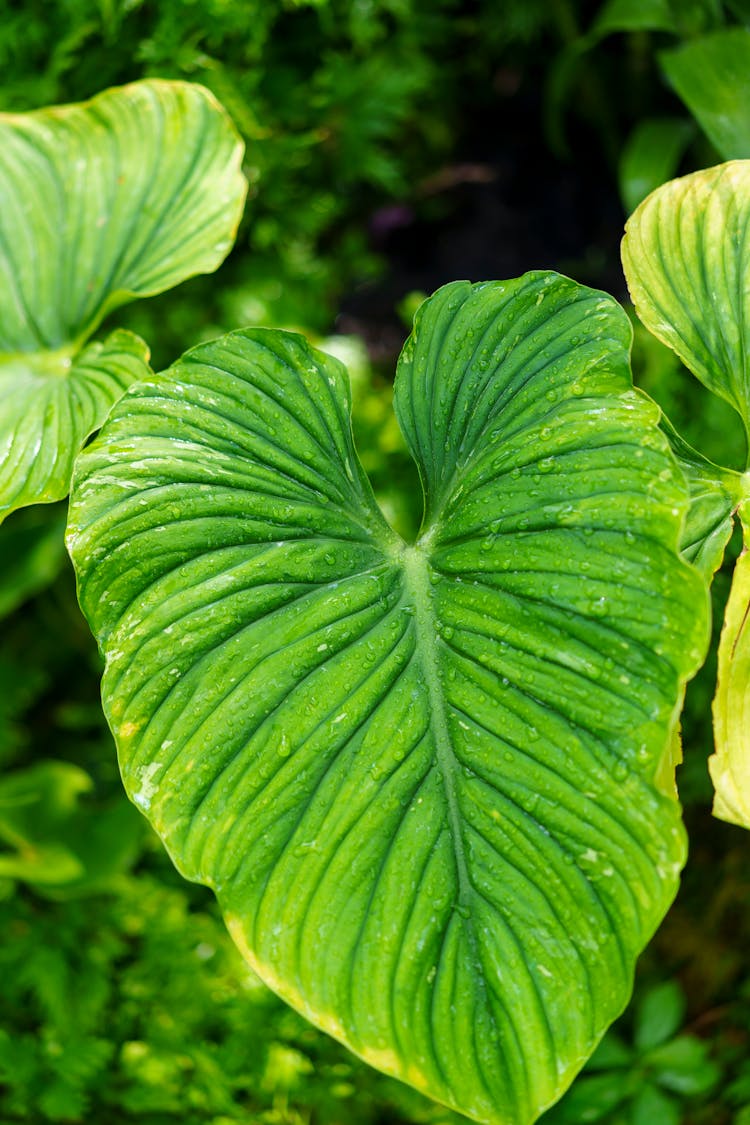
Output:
710,502,750,829
67,275,707,1125
621,161,750,438
658,416,742,581
0,329,150,517
0,79,247,519
623,163,750,829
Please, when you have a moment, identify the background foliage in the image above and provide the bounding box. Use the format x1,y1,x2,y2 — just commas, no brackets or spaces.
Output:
1,0,749,1122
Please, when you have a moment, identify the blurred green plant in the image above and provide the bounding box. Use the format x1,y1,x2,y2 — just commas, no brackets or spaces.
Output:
549,0,750,212
0,558,466,1125
541,981,720,1125
0,869,466,1124
0,760,141,891
0,0,574,358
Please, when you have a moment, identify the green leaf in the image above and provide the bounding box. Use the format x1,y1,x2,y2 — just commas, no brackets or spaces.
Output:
661,31,750,161
0,79,246,351
67,275,708,1125
37,796,145,900
0,502,67,619
0,79,247,520
592,0,677,36
618,118,694,215
633,981,686,1051
0,761,92,886
0,842,84,885
540,1071,630,1124
622,161,750,829
622,161,750,444
709,503,750,829
630,1083,680,1125
647,1035,721,1094
585,1032,634,1071
0,328,151,517
658,416,741,581
0,760,143,892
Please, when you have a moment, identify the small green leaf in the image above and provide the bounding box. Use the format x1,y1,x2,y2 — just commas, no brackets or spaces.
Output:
0,328,151,517
0,760,91,828
0,843,84,885
0,761,143,893
68,276,708,1125
647,1035,721,1095
622,161,750,443
634,981,686,1051
0,79,247,520
659,416,742,581
709,504,750,829
585,1033,634,1071
630,1083,680,1125
618,119,694,214
592,0,677,36
0,761,92,887
39,797,144,899
540,1072,630,1124
0,502,67,619
661,30,750,161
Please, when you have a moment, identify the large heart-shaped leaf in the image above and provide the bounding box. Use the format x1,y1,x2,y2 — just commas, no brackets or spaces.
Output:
623,162,750,829
67,275,707,1125
0,79,247,520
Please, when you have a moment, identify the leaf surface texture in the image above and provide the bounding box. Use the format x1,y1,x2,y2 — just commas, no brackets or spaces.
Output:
0,79,247,518
623,163,750,828
68,275,707,1124
622,161,750,437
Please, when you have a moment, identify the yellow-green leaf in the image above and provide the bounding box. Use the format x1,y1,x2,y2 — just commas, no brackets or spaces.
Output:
622,161,750,440
0,329,150,517
658,416,743,581
0,79,247,520
710,503,750,829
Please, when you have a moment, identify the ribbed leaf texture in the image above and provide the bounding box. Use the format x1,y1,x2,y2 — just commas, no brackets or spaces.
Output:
622,160,750,436
68,275,708,1124
0,79,247,519
623,162,750,830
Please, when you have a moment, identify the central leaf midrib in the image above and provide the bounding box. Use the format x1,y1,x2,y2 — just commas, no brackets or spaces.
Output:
401,542,507,1076
400,543,476,920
